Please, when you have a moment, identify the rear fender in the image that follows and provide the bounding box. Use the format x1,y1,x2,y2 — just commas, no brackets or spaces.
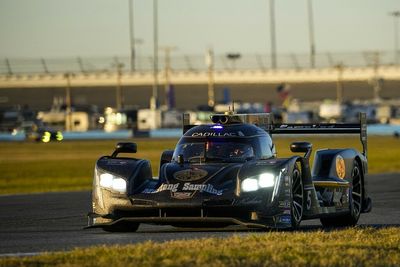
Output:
311,149,366,182
311,149,371,213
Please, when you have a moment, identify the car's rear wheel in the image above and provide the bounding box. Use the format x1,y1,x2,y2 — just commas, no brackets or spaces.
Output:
291,164,303,229
320,160,363,227
102,221,140,232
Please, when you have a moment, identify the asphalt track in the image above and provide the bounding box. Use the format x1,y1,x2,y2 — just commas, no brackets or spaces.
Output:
0,173,399,255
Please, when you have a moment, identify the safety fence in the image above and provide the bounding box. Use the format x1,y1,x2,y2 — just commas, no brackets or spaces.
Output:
1,51,398,75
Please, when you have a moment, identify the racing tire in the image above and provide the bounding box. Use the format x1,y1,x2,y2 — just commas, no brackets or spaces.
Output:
291,164,304,229
102,221,140,232
320,160,363,228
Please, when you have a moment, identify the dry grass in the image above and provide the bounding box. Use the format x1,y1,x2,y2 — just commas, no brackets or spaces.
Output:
1,227,399,267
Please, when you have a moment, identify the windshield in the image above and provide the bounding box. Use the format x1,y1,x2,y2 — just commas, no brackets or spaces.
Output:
172,138,262,163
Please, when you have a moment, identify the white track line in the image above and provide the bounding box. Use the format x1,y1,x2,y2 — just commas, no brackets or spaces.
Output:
0,252,42,258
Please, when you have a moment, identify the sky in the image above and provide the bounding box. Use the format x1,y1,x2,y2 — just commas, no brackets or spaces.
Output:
0,0,399,59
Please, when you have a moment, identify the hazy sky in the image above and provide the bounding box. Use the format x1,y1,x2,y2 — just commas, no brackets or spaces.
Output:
0,0,399,58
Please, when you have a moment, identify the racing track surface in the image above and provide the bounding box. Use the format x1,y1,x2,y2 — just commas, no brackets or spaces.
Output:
0,173,399,255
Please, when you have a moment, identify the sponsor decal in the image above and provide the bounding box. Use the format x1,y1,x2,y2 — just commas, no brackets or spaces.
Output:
191,132,237,137
182,183,223,195
142,183,223,196
172,192,193,199
173,168,208,182
336,155,346,179
284,189,291,196
283,209,291,215
333,190,342,203
284,175,290,187
341,190,349,204
322,191,333,202
279,200,291,208
142,188,156,193
158,183,180,193
279,215,291,224
106,160,128,165
233,197,262,205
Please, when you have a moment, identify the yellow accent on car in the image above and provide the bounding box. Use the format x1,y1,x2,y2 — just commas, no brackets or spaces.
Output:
313,181,349,188
336,155,346,179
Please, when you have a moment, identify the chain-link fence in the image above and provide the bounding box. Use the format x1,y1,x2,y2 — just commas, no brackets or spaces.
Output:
1,51,398,75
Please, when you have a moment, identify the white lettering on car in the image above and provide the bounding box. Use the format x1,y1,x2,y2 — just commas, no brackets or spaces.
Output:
142,183,223,195
191,132,237,137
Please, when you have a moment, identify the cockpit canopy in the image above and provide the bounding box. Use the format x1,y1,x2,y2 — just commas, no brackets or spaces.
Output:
172,124,275,163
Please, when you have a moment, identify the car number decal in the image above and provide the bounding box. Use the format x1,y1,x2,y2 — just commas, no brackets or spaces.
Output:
336,155,346,179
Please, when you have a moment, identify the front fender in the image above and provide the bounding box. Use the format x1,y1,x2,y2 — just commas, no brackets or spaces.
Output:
236,156,301,196
95,156,153,195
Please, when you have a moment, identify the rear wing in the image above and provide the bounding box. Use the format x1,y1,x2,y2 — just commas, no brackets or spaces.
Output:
182,112,367,158
271,113,367,158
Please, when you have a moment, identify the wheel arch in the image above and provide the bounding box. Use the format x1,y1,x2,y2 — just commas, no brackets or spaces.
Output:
354,155,372,213
354,155,364,189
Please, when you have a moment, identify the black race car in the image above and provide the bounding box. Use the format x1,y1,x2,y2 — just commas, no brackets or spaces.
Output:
87,112,372,232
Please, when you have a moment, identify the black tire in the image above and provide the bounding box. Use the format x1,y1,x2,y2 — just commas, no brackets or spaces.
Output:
291,164,304,229
102,221,140,232
320,160,363,227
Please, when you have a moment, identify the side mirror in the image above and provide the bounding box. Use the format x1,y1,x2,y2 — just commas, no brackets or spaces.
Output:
290,142,312,159
111,142,137,158
160,150,174,166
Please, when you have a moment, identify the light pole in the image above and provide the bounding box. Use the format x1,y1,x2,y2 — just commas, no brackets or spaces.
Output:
307,0,316,68
389,11,400,65
112,57,125,110
335,63,344,104
206,48,215,108
134,38,144,70
128,0,135,72
269,0,277,69
64,73,73,131
160,46,177,108
151,0,159,110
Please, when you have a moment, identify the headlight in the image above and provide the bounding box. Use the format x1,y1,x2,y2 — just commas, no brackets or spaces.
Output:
99,173,127,193
241,178,258,192
258,173,275,188
241,172,276,192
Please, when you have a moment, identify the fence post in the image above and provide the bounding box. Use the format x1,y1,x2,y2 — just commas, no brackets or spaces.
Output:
184,55,195,72
41,58,49,73
326,53,334,67
77,57,85,73
256,54,266,71
290,54,300,70
5,58,13,75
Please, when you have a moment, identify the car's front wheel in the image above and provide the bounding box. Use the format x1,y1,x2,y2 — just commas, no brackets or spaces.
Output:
291,164,303,229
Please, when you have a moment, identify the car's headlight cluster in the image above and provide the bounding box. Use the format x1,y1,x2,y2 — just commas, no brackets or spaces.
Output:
241,172,276,192
99,173,127,193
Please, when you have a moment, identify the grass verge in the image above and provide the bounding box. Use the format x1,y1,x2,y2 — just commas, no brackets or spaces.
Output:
0,136,399,194
1,227,399,267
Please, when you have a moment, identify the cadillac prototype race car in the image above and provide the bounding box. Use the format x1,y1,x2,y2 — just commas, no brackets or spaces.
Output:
87,112,372,232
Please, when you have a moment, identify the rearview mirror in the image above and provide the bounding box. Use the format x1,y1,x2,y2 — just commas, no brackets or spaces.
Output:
111,142,137,158
290,142,312,159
